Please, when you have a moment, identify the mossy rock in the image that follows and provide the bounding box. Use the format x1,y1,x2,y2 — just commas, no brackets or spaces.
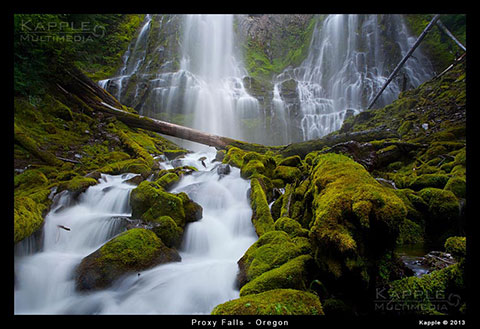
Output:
419,188,460,245
444,176,466,199
274,216,308,238
387,263,465,315
130,181,186,227
249,178,274,236
444,236,466,260
155,172,180,190
273,165,302,184
57,176,98,194
278,155,302,168
14,194,49,244
237,230,306,288
150,216,184,248
176,192,203,223
223,147,246,168
211,289,324,315
393,188,428,224
75,228,181,291
239,255,313,296
241,160,266,179
396,218,424,246
163,149,188,160
14,169,49,189
308,153,407,283
408,173,450,190
99,158,152,177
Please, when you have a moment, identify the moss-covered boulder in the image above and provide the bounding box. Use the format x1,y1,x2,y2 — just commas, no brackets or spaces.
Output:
130,181,185,226
211,289,324,315
14,194,48,244
419,187,460,245
150,216,184,248
223,146,246,168
397,218,424,246
409,173,450,190
273,216,308,238
308,153,407,288
155,172,180,190
75,228,180,291
237,230,307,288
57,176,98,196
249,178,274,236
387,262,465,315
239,254,313,296
177,192,203,223
444,236,466,260
444,176,466,199
241,160,266,179
273,165,302,184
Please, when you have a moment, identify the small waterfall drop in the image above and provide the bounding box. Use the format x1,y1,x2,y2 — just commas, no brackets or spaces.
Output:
14,154,257,314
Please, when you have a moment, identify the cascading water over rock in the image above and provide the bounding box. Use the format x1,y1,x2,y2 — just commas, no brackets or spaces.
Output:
14,154,257,314
273,14,434,141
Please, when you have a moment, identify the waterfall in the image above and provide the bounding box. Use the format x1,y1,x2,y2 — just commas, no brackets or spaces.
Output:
99,15,261,145
273,14,434,141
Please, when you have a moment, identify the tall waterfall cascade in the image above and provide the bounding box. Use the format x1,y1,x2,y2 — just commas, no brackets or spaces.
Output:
273,14,434,141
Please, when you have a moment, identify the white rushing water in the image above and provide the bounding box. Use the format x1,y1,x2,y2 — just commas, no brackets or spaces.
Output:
14,152,257,314
274,14,434,141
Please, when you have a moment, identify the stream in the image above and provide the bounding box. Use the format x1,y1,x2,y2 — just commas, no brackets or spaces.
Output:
14,150,258,314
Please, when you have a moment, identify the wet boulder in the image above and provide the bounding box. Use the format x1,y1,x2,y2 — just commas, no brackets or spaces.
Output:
75,228,180,291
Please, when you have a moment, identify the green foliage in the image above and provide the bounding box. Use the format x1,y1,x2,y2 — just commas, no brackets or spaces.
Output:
14,14,144,96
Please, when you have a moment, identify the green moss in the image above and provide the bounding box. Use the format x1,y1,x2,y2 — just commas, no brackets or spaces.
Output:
273,165,302,184
155,172,179,190
418,188,460,245
14,195,48,244
241,160,266,179
397,218,424,245
237,231,306,287
308,153,407,282
99,158,152,176
176,192,203,223
117,129,155,168
99,228,164,267
444,236,466,260
75,227,180,291
211,289,324,315
278,155,302,168
409,174,450,190
57,176,98,193
444,176,466,199
388,263,465,315
419,188,459,220
223,146,246,168
130,181,186,227
239,255,312,296
274,216,308,238
14,169,48,189
150,216,183,248
249,178,275,236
